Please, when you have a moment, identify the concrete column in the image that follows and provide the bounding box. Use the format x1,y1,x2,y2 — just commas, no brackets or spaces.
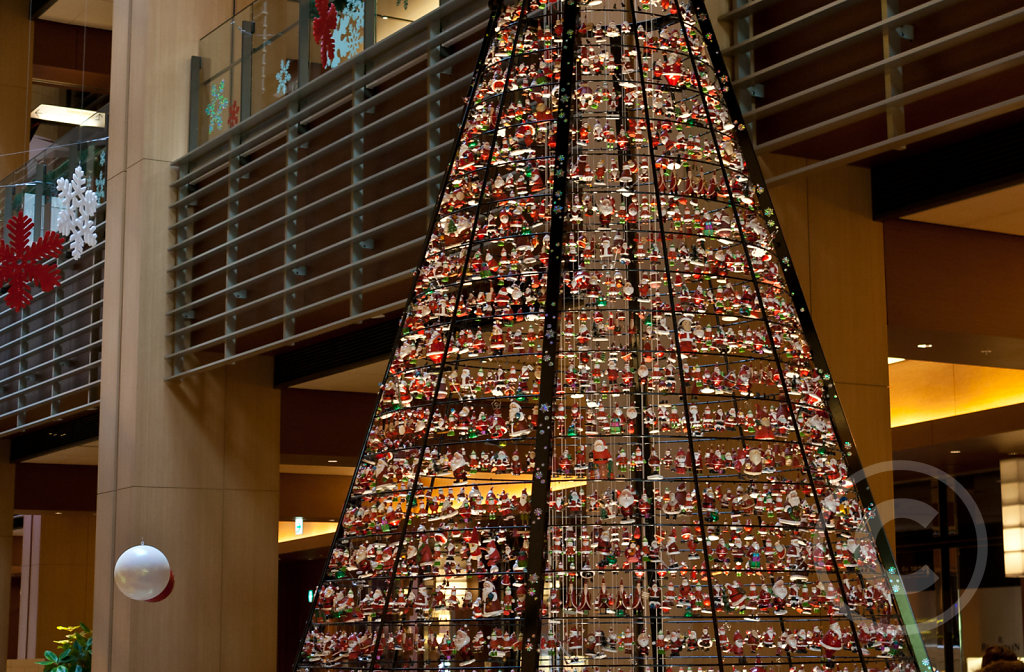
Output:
16,513,95,660
0,441,13,672
95,0,279,670
0,0,31,179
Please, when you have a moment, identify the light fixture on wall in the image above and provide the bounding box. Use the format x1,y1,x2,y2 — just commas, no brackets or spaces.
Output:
30,104,106,128
1001,458,1024,577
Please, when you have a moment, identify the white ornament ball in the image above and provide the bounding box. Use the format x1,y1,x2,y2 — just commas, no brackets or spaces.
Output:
114,544,173,601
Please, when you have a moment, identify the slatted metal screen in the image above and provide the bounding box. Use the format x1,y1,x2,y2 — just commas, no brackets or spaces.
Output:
169,0,489,378
0,139,106,437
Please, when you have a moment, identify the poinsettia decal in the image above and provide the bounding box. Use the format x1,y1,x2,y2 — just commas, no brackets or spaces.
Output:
312,0,338,70
0,211,63,311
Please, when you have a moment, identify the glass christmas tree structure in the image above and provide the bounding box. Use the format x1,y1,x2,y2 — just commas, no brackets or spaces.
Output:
295,2,930,672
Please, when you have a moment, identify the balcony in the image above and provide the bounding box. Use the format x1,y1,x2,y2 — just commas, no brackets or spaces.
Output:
0,116,107,436
169,0,487,377
720,0,1024,183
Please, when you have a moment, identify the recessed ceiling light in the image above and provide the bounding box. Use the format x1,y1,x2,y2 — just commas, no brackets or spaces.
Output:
916,343,933,349
327,459,338,464
981,349,992,355
31,104,106,128
887,357,905,365
949,450,961,455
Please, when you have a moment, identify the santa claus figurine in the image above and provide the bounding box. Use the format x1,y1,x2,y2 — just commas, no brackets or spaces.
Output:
592,438,612,475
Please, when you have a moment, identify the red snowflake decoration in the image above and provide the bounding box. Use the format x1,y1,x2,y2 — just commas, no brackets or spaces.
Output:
0,211,63,312
228,100,240,127
312,0,337,69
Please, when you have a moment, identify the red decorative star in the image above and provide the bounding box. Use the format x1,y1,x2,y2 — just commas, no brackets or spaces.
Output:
312,0,337,69
0,211,63,312
228,100,240,127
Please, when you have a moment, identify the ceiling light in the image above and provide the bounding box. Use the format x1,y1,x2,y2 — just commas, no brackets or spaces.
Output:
916,343,933,349
31,104,106,128
887,357,905,365
327,459,338,464
950,450,961,455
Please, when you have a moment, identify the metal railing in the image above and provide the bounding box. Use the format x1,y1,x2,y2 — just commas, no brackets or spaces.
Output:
720,0,1024,183
169,0,487,378
0,118,107,437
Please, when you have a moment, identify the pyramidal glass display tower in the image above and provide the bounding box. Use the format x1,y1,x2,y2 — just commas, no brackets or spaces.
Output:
295,2,930,672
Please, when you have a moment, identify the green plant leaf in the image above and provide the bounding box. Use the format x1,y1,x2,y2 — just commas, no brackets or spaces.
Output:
44,651,59,663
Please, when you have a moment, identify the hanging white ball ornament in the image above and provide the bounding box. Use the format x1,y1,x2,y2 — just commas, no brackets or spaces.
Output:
113,543,173,602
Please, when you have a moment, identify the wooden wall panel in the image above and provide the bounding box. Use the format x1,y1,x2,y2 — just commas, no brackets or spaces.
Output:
763,156,894,509
0,441,13,672
0,0,31,178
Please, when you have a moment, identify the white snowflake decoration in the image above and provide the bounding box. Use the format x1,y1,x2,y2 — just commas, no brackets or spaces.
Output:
54,165,99,260
275,59,292,97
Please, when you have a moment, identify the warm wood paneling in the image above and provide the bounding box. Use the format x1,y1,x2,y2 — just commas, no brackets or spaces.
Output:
0,441,14,669
0,0,31,178
763,158,893,509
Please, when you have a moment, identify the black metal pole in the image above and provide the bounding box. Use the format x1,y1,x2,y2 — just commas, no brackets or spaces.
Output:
520,2,579,671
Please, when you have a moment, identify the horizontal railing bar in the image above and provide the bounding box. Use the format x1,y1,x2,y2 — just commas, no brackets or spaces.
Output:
719,0,787,23
721,0,861,56
166,299,405,380
170,124,452,256
167,270,411,356
0,277,104,342
0,320,103,382
171,77,466,231
170,163,442,273
0,343,102,398
168,237,421,337
0,398,101,438
733,0,962,87
171,0,486,179
743,5,1024,122
756,50,1024,152
765,93,1024,185
172,44,476,208
169,201,434,303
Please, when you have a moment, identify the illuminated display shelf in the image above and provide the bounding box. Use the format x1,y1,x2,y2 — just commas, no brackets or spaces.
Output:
294,2,930,672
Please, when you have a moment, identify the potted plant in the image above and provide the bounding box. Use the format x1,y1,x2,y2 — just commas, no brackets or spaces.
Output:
38,624,91,672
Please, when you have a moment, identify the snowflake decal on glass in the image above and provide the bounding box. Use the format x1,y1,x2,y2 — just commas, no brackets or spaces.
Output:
330,1,364,68
275,59,292,96
54,165,99,261
0,211,63,312
312,0,338,70
95,148,107,202
205,79,229,134
228,100,240,127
